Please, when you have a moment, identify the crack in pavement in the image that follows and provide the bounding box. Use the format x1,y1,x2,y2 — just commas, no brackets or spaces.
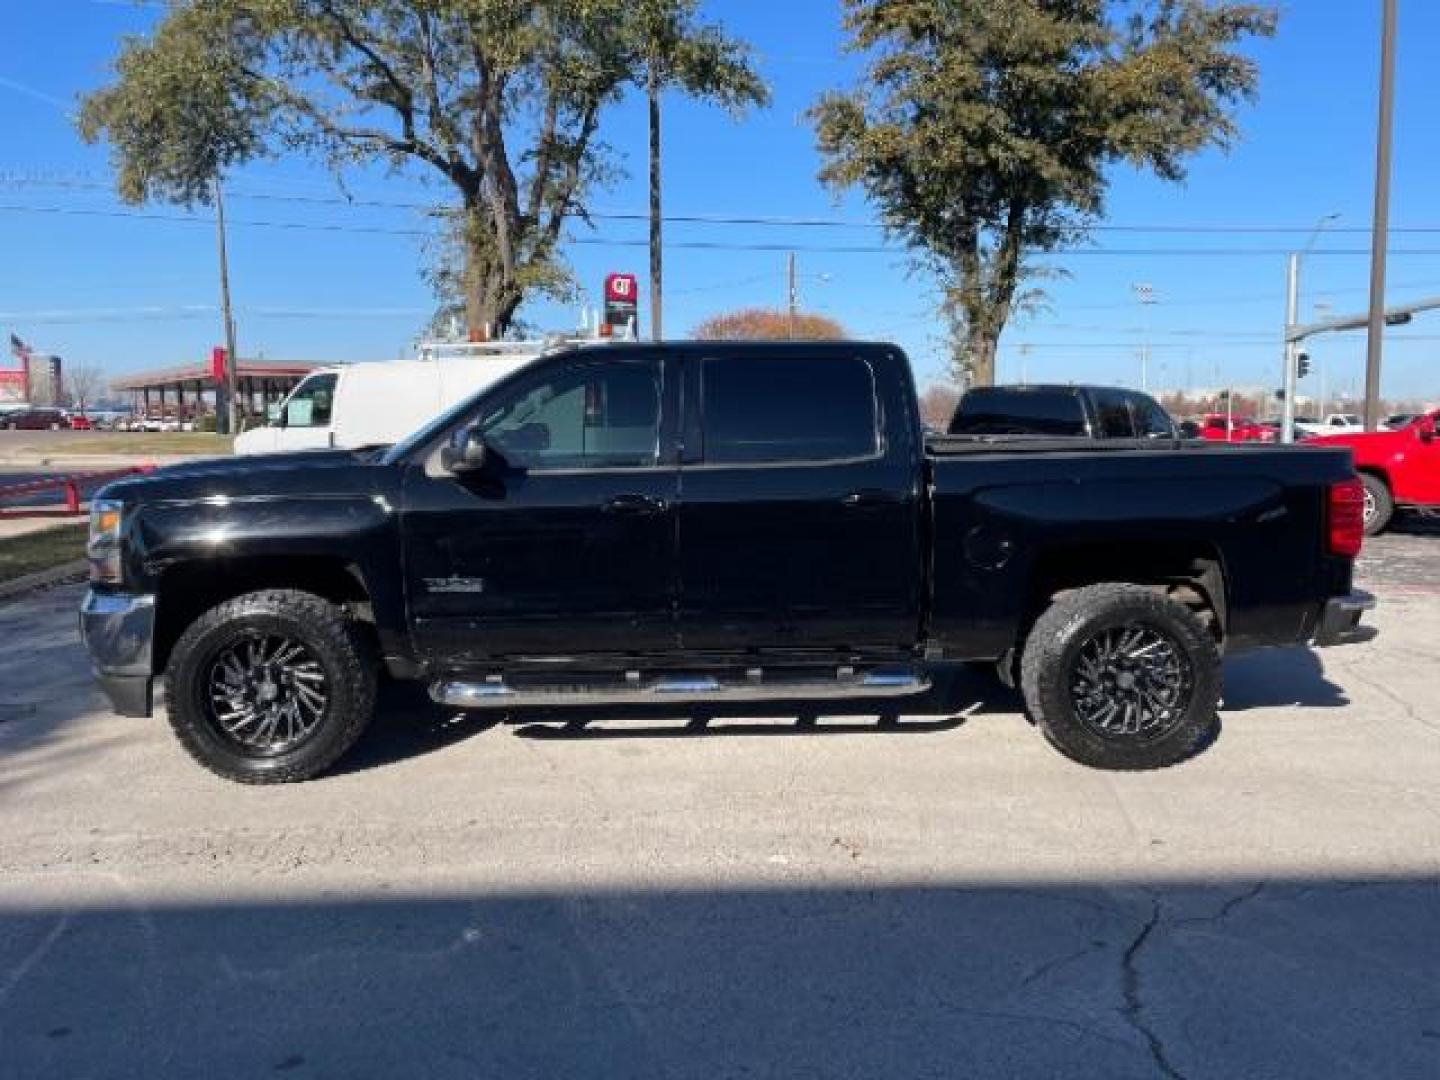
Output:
1173,883,1267,932
1339,666,1440,736
1016,941,1104,990
1119,897,1188,1080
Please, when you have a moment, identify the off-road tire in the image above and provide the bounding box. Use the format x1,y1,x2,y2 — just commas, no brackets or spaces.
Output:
165,589,376,783
1020,583,1221,771
1360,472,1394,536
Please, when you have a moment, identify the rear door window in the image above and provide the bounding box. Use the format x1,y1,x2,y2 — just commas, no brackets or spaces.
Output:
948,389,1088,436
1090,390,1136,439
698,354,879,465
1129,394,1176,440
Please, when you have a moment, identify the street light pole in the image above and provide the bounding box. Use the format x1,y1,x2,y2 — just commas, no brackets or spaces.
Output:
1364,0,1398,431
1282,254,1301,443
787,252,798,339
1280,214,1339,443
1132,283,1155,392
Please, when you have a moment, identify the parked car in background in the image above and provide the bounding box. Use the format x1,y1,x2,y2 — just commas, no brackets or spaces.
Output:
947,384,1178,442
1318,413,1366,435
1308,409,1440,534
81,341,1372,783
1385,413,1420,430
1198,414,1269,443
1,407,68,430
136,414,195,433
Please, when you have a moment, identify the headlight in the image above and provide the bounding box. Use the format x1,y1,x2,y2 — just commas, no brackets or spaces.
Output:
87,498,124,584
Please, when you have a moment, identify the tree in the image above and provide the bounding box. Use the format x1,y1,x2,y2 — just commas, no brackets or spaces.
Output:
634,1,768,340
813,0,1276,386
918,383,961,429
64,362,109,414
78,1,761,338
692,307,848,341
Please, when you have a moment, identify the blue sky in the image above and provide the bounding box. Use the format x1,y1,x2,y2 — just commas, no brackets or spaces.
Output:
1,0,1437,402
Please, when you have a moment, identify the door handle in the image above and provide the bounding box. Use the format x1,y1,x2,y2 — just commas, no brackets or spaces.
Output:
842,488,901,508
602,493,667,516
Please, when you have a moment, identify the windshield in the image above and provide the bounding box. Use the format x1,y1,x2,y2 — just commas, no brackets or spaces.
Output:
279,373,337,428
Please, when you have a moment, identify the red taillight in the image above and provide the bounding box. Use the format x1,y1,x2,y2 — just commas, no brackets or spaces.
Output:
1328,478,1365,558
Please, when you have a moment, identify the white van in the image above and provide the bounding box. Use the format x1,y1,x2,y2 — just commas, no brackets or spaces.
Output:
233,343,541,455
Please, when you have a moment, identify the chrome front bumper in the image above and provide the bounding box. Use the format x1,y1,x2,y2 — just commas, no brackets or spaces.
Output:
1314,590,1377,648
79,589,156,716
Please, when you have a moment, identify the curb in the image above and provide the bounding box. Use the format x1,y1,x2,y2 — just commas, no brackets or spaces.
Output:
0,559,88,604
0,455,198,469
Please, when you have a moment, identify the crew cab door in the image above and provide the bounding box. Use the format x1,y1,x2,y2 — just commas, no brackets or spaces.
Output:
400,353,679,661
675,348,922,652
1393,410,1440,504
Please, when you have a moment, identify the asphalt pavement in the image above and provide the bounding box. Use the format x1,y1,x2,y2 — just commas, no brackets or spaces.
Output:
1,529,1438,1079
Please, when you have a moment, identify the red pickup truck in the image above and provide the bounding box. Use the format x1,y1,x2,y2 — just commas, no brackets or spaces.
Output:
1309,410,1440,534
1197,414,1272,443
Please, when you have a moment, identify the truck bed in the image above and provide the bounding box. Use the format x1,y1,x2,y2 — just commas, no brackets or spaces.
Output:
922,437,1359,658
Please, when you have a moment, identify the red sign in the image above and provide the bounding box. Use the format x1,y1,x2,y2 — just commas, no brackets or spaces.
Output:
604,273,637,303
211,346,227,382
0,368,25,404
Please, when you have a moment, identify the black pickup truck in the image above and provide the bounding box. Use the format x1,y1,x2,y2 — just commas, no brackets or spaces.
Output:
81,342,1374,783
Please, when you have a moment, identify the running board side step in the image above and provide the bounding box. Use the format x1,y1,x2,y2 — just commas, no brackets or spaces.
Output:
430,666,931,709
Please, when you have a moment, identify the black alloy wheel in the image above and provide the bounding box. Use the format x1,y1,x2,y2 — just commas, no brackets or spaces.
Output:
1067,624,1193,742
204,633,330,755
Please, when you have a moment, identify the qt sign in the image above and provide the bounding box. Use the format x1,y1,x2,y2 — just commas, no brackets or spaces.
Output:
602,272,639,337
604,273,637,303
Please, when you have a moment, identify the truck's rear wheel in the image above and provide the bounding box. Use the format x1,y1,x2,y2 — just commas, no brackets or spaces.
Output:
1360,473,1394,535
1020,584,1221,771
165,590,376,783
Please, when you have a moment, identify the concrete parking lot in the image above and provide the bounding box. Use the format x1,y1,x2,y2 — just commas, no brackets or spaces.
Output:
2,525,1439,1079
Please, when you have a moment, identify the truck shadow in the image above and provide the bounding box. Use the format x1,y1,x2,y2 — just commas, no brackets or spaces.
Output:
344,646,1351,774
1392,509,1440,536
1220,647,1350,711
337,668,1009,775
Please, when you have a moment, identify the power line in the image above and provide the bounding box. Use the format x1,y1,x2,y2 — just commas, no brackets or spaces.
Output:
14,177,1440,237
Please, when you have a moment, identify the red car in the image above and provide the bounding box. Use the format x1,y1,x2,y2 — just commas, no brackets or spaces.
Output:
1309,410,1440,534
1198,414,1269,443
66,413,94,431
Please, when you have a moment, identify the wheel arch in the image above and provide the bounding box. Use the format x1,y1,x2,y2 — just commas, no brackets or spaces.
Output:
153,556,373,675
1022,541,1228,647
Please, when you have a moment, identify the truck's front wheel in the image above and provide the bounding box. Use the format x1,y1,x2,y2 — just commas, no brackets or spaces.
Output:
1020,584,1221,771
165,590,376,783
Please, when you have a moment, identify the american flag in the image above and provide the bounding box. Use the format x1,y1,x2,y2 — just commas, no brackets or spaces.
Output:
9,333,32,361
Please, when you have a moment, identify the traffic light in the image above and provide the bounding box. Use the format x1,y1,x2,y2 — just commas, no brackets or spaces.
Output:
1296,351,1311,379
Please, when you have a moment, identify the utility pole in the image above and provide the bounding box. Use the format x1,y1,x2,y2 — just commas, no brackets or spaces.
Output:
1364,0,1398,431
1314,301,1334,418
647,62,663,342
214,176,240,436
787,252,797,339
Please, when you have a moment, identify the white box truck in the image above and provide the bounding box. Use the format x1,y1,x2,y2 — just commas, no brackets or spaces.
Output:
233,342,542,456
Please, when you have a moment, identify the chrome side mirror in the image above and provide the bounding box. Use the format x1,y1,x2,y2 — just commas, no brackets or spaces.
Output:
441,428,489,474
